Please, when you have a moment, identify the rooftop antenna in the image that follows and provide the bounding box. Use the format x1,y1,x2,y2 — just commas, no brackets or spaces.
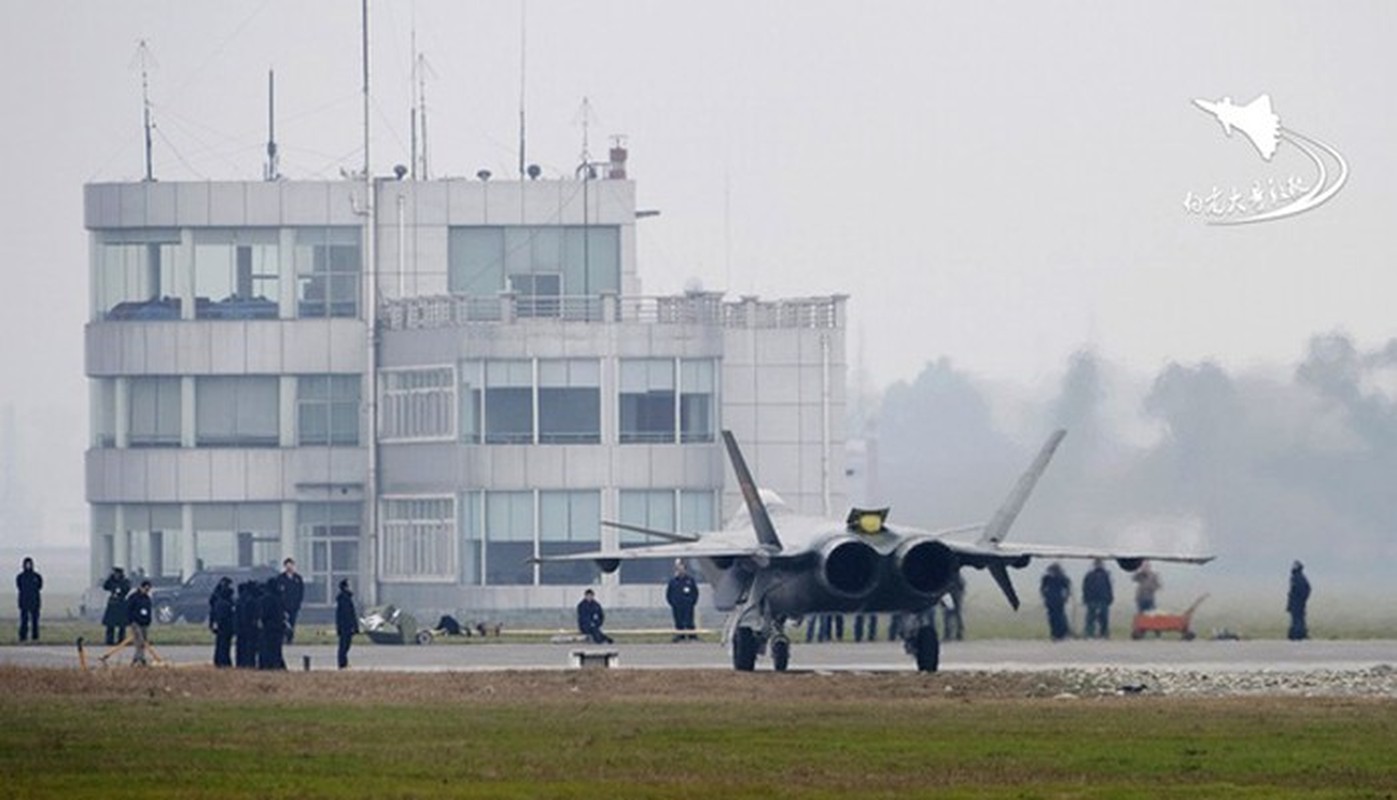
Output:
413,51,434,181
573,96,597,175
264,69,280,181
518,0,528,179
130,40,158,181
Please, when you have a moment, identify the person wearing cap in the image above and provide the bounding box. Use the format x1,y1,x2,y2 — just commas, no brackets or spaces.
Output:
665,560,700,642
210,578,236,668
335,579,359,669
1287,561,1311,641
576,589,613,644
101,566,131,645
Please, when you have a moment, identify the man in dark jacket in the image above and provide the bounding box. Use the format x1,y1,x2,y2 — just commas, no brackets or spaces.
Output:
576,589,613,644
101,567,131,645
16,557,43,643
1040,563,1072,641
259,577,286,670
234,581,261,669
335,579,359,669
126,580,154,666
1082,559,1114,639
276,558,305,643
665,560,700,641
1287,561,1311,641
210,579,236,668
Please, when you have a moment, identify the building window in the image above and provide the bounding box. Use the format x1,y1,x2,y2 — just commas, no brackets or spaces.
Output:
447,225,620,302
193,230,279,319
680,360,717,443
298,503,360,605
538,360,600,444
483,360,533,444
509,273,562,318
94,379,117,448
459,361,482,444
460,491,482,585
95,230,180,321
195,377,279,447
618,490,675,584
620,359,675,443
539,491,601,585
192,504,281,570
382,497,457,582
295,228,360,318
121,504,184,583
297,375,360,446
129,377,182,448
484,491,533,586
381,367,456,441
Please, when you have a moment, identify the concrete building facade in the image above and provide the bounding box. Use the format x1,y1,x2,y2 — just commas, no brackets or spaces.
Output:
85,161,847,614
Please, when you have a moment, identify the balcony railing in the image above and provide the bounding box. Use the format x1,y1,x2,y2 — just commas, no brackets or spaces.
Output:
379,292,845,331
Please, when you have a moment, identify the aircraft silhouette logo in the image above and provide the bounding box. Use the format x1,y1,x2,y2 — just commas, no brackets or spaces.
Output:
1187,93,1347,225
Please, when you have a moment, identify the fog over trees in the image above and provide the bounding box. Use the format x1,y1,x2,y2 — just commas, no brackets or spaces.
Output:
874,332,1397,595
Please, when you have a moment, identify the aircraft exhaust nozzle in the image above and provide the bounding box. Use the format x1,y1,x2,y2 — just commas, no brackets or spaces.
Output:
894,539,960,597
817,538,881,599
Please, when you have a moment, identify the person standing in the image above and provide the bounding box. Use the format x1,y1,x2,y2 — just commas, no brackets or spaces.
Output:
1082,559,1114,639
126,580,154,666
16,557,43,643
210,579,236,668
665,560,700,641
576,589,613,644
1133,561,1161,613
101,567,131,645
276,558,305,643
259,577,286,670
1040,562,1072,641
234,581,261,669
335,579,359,669
1287,561,1311,641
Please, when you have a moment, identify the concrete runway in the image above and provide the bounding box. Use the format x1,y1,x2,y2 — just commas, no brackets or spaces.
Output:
3,637,1395,673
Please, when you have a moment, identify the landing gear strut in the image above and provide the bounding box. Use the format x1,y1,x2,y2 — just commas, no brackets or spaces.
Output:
770,635,791,672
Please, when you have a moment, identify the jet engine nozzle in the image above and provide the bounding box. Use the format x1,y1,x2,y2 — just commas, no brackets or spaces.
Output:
817,538,881,599
894,539,960,597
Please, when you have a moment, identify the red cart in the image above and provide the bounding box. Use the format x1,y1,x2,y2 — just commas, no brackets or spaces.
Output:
1131,594,1208,640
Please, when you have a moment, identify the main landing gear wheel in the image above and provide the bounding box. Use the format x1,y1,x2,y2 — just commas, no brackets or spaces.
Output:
733,627,759,672
914,626,940,672
770,636,791,672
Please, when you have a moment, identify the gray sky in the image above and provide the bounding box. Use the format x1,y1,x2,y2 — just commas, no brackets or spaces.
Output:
1,2,1395,548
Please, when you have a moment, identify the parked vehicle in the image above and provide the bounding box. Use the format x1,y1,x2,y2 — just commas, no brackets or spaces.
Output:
151,566,279,624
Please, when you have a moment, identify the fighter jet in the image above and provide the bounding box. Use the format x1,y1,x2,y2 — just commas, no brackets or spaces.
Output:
1193,94,1281,161
540,429,1213,672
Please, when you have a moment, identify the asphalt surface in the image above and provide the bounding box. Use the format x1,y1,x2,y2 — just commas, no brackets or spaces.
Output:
3,637,1395,673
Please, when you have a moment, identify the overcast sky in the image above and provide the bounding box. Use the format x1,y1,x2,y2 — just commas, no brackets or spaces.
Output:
1,2,1394,548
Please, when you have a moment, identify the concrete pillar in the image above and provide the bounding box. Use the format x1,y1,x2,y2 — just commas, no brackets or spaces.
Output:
280,502,297,563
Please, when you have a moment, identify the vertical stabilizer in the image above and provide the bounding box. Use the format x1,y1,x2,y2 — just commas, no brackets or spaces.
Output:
977,429,1067,546
721,430,782,550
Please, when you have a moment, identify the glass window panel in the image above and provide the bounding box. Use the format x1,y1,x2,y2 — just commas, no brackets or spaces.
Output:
129,377,182,447
619,490,675,584
459,361,482,443
485,491,533,585
298,375,360,446
95,379,117,448
97,233,180,320
539,490,601,585
448,227,504,295
459,491,482,585
538,388,600,444
295,228,361,318
196,376,279,447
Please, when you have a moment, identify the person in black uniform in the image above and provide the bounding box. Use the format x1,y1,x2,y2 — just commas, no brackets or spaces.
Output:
16,557,43,643
576,589,613,644
335,579,359,669
258,577,286,670
1040,562,1072,641
126,580,154,666
1082,559,1114,639
234,581,261,669
665,560,700,641
1287,561,1311,641
101,567,131,645
210,579,236,668
276,558,305,644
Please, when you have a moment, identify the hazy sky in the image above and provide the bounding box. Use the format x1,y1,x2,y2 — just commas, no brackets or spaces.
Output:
1,2,1395,546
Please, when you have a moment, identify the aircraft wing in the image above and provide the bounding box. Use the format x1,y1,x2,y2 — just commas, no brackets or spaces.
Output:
534,540,774,563
942,538,1214,565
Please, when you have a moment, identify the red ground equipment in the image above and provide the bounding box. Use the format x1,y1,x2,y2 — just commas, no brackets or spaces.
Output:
1131,594,1208,640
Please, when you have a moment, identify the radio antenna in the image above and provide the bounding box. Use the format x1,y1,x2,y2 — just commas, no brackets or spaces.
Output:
518,0,528,179
130,40,158,181
264,69,280,181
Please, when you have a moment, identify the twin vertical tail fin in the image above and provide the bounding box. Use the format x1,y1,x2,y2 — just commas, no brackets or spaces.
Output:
721,430,782,551
978,429,1067,610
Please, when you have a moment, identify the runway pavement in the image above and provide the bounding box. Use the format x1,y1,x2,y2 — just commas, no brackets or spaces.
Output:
2,637,1395,673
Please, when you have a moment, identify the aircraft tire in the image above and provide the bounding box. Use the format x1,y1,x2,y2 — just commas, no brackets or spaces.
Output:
914,626,940,672
733,627,758,672
771,636,790,672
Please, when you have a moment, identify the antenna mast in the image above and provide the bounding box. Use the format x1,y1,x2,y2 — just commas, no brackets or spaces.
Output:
264,69,280,181
133,40,156,182
518,0,527,178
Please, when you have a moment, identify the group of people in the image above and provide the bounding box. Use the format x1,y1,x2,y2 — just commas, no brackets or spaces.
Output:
1040,560,1162,640
575,560,702,644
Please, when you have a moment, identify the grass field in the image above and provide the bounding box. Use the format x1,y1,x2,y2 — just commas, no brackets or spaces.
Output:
1,666,1394,799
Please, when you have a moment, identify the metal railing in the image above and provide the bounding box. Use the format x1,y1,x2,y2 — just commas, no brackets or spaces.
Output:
379,292,845,331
